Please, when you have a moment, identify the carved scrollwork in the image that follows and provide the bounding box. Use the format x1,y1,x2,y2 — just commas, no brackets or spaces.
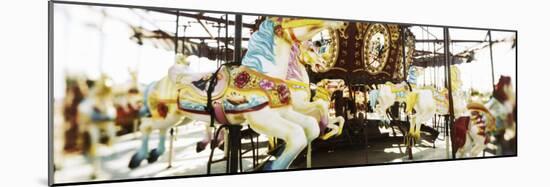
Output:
311,27,341,73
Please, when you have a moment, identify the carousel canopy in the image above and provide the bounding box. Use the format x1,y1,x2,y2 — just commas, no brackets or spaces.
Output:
410,26,515,67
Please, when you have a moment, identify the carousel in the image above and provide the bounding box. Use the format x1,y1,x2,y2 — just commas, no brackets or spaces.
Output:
51,3,517,184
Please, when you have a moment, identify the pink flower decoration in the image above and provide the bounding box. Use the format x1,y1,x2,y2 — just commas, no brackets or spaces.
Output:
259,79,275,90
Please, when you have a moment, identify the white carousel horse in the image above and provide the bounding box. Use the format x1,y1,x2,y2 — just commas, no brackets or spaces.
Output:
425,66,468,117
127,60,198,169
126,57,226,169
372,81,436,146
288,42,345,140
453,76,516,158
241,18,344,140
76,75,118,179
167,62,319,171
239,18,344,167
133,18,341,170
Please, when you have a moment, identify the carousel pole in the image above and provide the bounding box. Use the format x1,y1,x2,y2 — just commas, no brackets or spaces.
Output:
443,27,456,159
484,30,496,157
174,11,180,54
402,25,414,159
401,26,408,82
216,20,222,67
488,30,496,93
401,26,407,80
167,10,180,169
225,14,243,174
225,14,229,63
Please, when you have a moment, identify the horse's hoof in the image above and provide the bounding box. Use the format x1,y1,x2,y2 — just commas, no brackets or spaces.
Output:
90,173,97,180
147,149,161,163
253,160,275,171
267,143,285,157
196,142,207,153
129,153,144,169
261,160,276,171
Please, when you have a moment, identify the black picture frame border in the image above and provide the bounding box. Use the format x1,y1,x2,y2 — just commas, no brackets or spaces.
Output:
48,0,518,186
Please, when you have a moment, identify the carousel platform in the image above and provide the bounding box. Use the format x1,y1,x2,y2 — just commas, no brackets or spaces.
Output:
53,120,495,184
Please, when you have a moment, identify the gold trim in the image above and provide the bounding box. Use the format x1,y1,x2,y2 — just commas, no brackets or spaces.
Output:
362,23,391,75
315,28,340,73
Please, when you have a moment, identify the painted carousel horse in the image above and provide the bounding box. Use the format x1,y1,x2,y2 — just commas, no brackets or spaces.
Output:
131,17,341,170
128,56,227,169
423,65,468,117
288,42,345,140
372,81,436,147
127,57,193,169
453,76,516,157
77,75,118,179
237,18,344,167
167,62,320,170
241,17,344,141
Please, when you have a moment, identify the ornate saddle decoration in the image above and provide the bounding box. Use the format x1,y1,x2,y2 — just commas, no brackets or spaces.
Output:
177,66,293,117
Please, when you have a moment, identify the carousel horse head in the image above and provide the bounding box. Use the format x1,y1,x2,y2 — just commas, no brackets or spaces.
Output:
242,17,343,75
297,41,328,73
168,54,193,84
92,74,114,99
270,17,344,44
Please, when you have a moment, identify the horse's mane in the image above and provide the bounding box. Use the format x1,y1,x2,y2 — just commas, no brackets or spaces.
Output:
286,43,302,80
242,19,276,73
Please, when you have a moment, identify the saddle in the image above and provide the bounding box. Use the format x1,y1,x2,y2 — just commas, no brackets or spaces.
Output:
177,66,292,121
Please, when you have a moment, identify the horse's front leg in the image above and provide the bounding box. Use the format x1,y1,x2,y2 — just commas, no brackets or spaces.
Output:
320,116,345,140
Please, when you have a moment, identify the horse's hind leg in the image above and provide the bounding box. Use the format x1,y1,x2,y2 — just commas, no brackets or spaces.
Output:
245,109,307,170
280,109,319,142
148,114,188,163
129,118,153,169
280,109,319,168
321,116,345,140
196,122,225,153
147,127,168,163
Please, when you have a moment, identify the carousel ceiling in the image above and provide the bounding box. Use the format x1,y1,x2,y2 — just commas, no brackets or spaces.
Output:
310,22,413,85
